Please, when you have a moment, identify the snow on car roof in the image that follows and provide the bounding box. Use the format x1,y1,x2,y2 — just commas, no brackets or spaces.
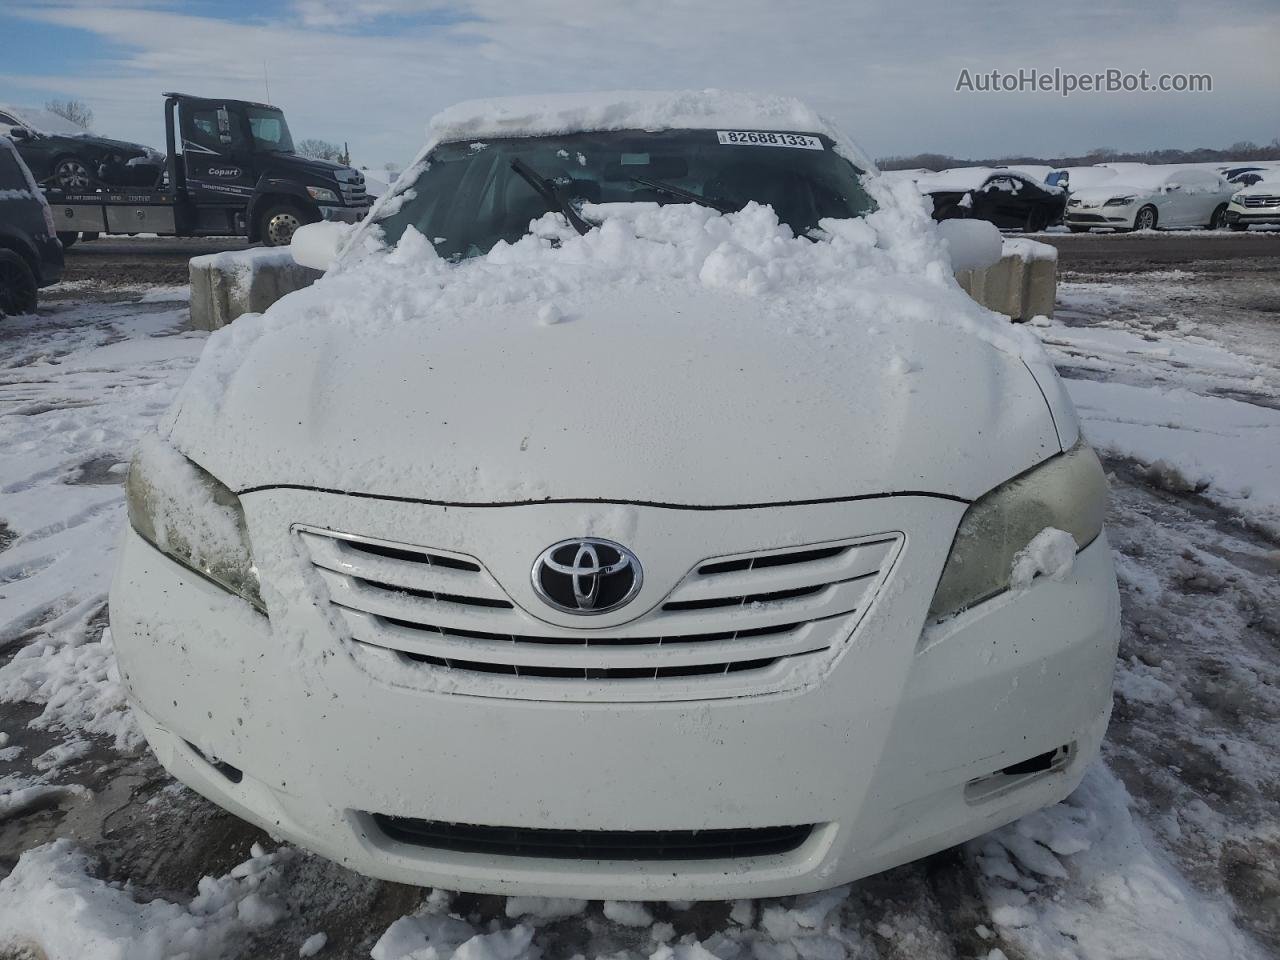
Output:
0,104,91,137
1004,164,1054,182
426,89,878,173
913,167,1049,193
1108,166,1223,190
913,168,998,192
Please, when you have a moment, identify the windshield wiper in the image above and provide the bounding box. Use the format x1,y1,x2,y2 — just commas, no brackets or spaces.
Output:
510,158,591,235
629,176,738,214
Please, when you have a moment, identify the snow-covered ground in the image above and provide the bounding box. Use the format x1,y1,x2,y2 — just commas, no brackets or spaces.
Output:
1,257,1278,958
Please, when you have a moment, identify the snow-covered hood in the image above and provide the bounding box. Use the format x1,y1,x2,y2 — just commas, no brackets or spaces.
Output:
1231,180,1280,198
165,184,1065,507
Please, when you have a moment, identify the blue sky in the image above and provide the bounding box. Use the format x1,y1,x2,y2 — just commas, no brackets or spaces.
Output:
2,0,1277,170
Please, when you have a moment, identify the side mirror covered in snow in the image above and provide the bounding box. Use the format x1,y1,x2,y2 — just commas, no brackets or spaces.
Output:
291,221,349,272
937,218,1003,272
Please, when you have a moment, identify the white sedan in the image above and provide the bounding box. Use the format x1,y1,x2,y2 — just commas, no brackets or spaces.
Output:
110,90,1119,901
1065,167,1235,232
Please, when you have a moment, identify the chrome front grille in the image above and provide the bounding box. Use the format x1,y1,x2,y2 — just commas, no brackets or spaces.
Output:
335,168,369,206
299,527,902,702
339,182,368,205
1241,194,1280,208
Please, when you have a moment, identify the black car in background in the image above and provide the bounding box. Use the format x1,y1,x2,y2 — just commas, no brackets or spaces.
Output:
0,104,162,191
0,137,64,317
919,169,1068,231
1221,166,1272,187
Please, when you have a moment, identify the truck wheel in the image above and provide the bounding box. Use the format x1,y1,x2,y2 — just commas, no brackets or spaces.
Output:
57,231,79,248
259,203,312,246
0,250,39,317
53,157,94,190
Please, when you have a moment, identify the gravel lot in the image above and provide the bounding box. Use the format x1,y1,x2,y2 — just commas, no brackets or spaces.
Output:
1,232,1278,959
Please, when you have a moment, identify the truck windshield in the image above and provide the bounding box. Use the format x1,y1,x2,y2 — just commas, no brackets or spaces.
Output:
375,129,874,261
245,107,295,153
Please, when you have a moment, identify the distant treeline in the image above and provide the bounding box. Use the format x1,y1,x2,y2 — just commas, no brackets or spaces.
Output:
877,139,1280,171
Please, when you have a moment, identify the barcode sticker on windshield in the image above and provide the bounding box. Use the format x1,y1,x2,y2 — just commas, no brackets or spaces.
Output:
716,131,823,150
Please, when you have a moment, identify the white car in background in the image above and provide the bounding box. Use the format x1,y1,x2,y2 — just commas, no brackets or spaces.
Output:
110,90,1120,900
1065,167,1234,232
1226,175,1280,230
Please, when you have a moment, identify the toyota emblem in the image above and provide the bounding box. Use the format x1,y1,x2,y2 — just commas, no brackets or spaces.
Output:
531,538,643,615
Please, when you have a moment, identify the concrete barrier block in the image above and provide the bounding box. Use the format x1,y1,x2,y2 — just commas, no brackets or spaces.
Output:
954,238,1057,321
188,247,321,331
1024,253,1057,319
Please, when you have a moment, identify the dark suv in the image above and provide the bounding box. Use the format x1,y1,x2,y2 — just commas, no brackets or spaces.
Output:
0,137,64,317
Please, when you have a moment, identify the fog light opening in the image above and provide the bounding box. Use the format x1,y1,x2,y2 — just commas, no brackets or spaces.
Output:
964,742,1074,804
999,744,1069,777
184,739,244,784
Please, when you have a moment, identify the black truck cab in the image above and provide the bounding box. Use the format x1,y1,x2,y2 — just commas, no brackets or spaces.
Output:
44,93,371,245
167,94,368,243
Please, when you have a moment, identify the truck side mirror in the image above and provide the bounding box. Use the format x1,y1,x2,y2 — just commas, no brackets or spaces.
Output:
291,221,350,272
216,107,233,145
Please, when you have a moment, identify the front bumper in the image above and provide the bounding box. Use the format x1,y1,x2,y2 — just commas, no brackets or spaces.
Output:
1065,204,1134,228
317,204,370,224
110,491,1119,900
1225,204,1280,226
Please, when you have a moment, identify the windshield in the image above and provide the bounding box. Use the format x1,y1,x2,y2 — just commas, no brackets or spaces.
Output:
245,107,294,153
375,129,874,261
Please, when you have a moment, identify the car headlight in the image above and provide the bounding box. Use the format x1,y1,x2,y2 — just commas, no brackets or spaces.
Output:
1103,196,1136,207
927,442,1107,621
306,186,341,204
125,436,264,613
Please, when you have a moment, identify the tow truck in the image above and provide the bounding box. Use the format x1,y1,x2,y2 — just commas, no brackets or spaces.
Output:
43,93,372,246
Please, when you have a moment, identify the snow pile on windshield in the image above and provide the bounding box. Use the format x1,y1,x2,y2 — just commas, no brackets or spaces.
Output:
172,173,1044,433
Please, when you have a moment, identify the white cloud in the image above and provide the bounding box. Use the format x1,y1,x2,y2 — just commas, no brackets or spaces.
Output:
3,0,1276,168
